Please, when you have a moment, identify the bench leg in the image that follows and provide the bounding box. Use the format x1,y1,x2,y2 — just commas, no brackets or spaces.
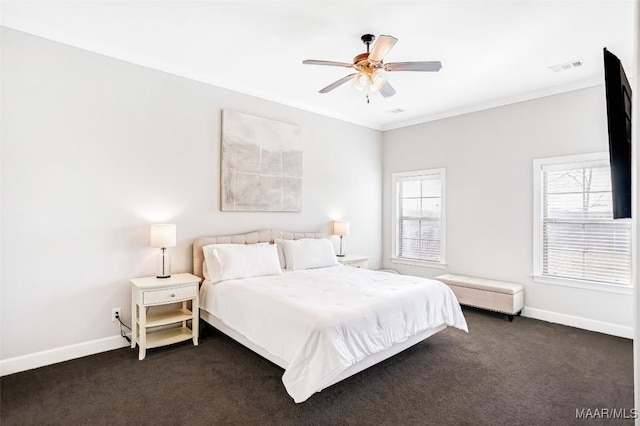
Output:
507,310,522,322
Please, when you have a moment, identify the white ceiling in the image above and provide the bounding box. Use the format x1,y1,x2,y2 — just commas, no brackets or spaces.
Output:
1,0,636,130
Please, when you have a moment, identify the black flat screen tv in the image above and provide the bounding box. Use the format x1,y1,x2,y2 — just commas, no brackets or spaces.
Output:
603,48,632,219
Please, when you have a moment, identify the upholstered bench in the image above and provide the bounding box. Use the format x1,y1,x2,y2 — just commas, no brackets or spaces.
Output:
435,274,524,321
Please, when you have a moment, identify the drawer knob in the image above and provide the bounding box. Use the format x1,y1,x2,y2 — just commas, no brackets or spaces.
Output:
171,293,176,298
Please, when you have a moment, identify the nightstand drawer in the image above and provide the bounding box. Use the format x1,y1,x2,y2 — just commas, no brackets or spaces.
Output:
143,284,197,305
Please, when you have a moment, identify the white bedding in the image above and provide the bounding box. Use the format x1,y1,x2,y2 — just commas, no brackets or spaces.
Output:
200,265,468,402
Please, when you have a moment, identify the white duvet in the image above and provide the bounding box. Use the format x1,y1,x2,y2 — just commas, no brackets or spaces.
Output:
200,265,468,402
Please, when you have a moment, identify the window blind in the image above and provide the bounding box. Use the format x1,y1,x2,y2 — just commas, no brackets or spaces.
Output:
542,162,631,285
397,173,443,262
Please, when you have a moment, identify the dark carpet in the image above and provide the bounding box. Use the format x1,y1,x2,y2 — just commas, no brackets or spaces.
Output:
1,308,634,425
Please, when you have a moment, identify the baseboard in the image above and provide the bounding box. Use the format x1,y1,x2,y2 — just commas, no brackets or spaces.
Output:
1,308,632,375
522,307,633,339
0,334,131,377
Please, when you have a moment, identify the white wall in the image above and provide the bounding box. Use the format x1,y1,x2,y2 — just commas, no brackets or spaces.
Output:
0,28,382,367
2,25,635,375
382,86,633,336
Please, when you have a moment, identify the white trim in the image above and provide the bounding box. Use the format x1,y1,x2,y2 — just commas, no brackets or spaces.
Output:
535,151,609,170
532,274,633,295
522,307,633,339
0,23,382,132
391,168,446,266
1,24,606,133
390,257,447,269
381,78,603,131
0,334,130,376
532,152,632,287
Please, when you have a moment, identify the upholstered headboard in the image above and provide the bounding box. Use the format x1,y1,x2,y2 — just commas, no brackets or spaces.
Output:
192,229,325,279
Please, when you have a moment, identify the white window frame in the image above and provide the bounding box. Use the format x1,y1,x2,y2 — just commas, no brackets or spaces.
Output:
532,152,632,295
391,168,446,269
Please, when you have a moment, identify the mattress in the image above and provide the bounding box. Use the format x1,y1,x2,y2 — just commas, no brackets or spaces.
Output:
200,265,468,402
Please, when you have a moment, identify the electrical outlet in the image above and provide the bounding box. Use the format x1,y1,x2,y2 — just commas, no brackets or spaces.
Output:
111,307,121,322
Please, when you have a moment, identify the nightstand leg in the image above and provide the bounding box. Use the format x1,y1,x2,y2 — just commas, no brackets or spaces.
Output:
139,305,147,360
192,296,199,346
130,301,137,349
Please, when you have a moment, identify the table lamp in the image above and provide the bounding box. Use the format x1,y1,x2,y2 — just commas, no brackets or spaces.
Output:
332,220,350,257
150,224,176,278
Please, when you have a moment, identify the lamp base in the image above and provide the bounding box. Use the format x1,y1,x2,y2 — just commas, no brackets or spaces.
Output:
156,248,171,279
337,235,346,257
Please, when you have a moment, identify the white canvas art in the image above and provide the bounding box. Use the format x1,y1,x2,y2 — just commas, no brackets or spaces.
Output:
221,110,302,211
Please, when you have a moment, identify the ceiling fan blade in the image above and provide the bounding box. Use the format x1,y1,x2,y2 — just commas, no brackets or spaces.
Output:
384,61,443,72
319,73,358,93
379,81,396,98
303,60,355,68
368,35,398,63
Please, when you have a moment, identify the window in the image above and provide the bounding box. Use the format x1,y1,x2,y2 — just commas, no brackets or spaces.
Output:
391,169,446,268
533,153,631,292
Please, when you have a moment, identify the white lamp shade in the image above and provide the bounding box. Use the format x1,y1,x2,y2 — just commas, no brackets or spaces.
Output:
333,220,350,236
150,224,176,248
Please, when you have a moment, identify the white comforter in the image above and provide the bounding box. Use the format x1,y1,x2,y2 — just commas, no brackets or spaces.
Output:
200,265,468,402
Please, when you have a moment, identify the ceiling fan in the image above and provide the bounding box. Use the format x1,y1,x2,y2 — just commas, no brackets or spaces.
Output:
303,34,442,103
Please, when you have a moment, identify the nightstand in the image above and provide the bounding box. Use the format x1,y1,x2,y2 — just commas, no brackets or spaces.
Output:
130,273,200,360
337,254,369,269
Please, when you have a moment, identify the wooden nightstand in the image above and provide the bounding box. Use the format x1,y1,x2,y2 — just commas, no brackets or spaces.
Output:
130,273,200,360
337,254,369,269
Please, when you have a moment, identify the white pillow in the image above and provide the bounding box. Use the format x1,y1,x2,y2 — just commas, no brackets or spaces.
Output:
280,238,338,271
202,244,223,283
203,260,210,280
216,244,282,281
202,242,270,283
274,239,287,269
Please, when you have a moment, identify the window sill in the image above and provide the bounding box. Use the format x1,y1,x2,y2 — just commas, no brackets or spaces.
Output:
532,274,633,295
391,257,447,270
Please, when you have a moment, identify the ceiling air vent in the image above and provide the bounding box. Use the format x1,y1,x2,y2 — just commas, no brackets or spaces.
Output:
549,60,583,72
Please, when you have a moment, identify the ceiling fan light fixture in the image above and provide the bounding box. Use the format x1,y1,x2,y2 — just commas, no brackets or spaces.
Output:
352,73,369,91
352,70,386,92
370,70,386,92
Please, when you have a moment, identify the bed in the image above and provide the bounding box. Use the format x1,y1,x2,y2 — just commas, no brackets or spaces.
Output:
194,229,468,403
